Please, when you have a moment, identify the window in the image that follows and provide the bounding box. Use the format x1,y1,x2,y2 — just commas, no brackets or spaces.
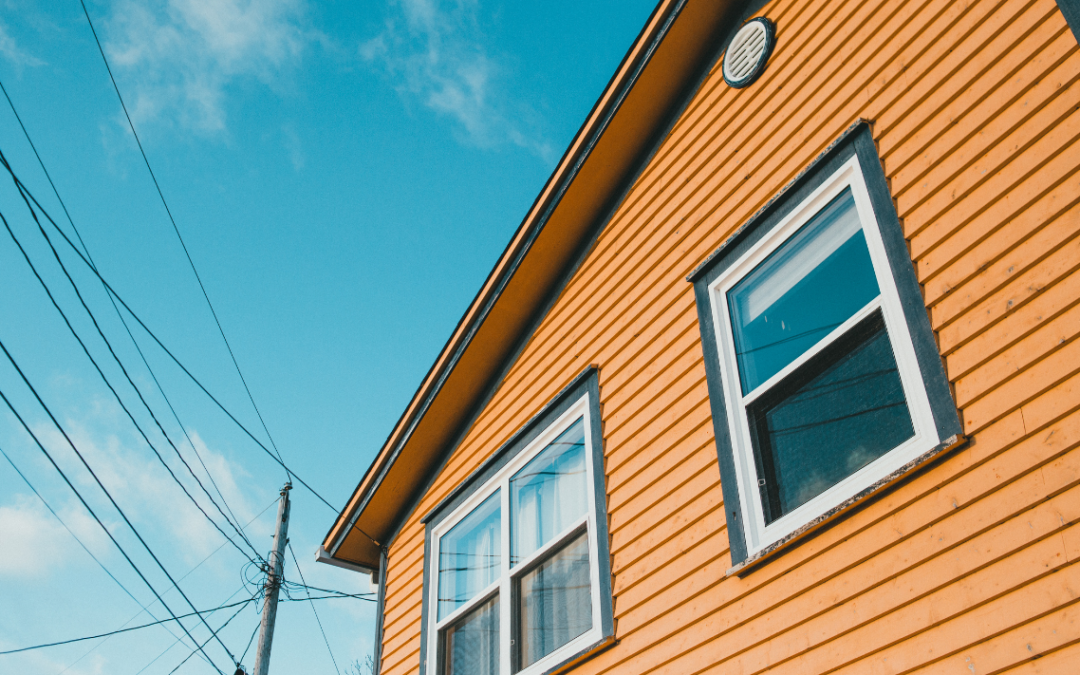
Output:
420,369,613,675
690,124,961,567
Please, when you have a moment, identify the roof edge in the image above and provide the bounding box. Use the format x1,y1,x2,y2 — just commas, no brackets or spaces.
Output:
322,0,688,558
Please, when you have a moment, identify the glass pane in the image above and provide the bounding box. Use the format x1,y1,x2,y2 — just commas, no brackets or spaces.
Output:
729,189,880,394
511,418,588,566
443,595,499,675
438,492,501,620
518,532,592,670
748,314,915,523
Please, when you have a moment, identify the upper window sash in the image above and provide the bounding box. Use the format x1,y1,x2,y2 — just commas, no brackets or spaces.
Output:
706,155,940,556
425,394,604,675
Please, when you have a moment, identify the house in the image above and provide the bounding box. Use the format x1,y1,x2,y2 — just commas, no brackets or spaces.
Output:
320,0,1080,673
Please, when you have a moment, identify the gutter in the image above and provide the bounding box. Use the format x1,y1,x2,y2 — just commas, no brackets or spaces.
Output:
314,545,377,584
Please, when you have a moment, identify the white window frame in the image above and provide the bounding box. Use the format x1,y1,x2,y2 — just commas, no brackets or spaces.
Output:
706,154,941,556
424,393,604,675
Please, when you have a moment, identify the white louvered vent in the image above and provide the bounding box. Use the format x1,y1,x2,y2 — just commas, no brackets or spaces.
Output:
723,19,773,88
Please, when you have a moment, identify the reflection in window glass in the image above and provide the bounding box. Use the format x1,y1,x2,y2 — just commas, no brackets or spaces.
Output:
729,189,879,394
443,595,499,675
518,532,592,670
510,418,587,566
748,315,914,522
438,491,501,620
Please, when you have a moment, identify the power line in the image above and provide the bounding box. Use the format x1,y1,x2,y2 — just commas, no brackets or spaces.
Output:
133,583,255,675
282,581,376,598
77,0,290,482
288,541,342,675
0,195,262,566
0,114,382,551
0,160,325,501
282,594,376,602
57,497,280,675
239,621,261,667
0,598,260,656
0,442,152,617
0,443,216,669
0,343,236,671
0,146,261,559
0,74,253,544
166,595,254,675
0,383,228,675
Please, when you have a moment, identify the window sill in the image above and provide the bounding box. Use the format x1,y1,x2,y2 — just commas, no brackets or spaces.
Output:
726,433,966,578
538,634,617,675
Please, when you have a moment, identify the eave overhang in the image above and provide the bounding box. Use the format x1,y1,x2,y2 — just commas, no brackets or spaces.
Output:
323,0,741,571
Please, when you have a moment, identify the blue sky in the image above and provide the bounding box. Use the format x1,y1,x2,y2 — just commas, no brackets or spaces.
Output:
0,0,657,673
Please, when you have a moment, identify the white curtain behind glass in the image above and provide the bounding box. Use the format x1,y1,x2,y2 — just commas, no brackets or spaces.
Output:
511,418,588,565
439,492,501,620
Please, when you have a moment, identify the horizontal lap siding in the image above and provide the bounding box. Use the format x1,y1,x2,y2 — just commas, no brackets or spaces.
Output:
378,0,1080,673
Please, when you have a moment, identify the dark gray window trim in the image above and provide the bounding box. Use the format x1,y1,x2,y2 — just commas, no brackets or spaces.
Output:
418,367,614,675
1057,0,1080,42
688,120,963,568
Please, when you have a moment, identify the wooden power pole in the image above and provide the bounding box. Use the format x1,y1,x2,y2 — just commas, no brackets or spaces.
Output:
252,482,291,675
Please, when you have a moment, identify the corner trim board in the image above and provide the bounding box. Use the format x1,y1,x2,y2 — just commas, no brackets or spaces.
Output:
372,547,388,675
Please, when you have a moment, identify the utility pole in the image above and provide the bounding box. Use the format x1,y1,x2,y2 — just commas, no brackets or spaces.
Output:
252,482,291,675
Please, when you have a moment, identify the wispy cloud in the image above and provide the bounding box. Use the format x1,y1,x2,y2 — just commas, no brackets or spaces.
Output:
1,397,267,570
361,0,553,160
101,0,315,134
0,20,45,68
0,495,108,578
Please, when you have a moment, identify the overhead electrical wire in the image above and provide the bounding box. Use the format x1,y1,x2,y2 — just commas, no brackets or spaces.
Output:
133,583,255,675
0,192,263,566
0,74,253,542
282,581,377,598
0,146,261,560
56,497,280,675
0,88,382,553
0,160,338,509
1,590,376,664
288,541,343,675
0,598,260,656
0,442,159,619
0,341,241,670
282,587,375,600
0,24,389,672
77,0,291,482
165,595,253,675
239,621,261,667
0,442,211,666
0,379,229,674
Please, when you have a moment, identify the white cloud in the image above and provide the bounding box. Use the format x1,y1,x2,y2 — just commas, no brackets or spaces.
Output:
361,0,553,160
0,20,44,68
102,0,314,133
27,400,266,567
282,123,305,171
0,495,109,578
0,646,108,675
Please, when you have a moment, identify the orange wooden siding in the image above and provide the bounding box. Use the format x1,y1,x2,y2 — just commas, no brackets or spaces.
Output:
378,0,1080,673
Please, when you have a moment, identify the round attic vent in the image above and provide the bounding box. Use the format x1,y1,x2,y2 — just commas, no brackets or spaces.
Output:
723,18,776,89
